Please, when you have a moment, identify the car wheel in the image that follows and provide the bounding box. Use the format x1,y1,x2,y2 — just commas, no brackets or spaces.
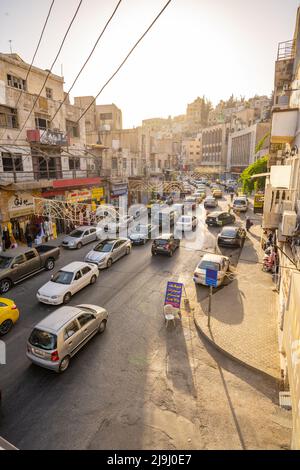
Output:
77,242,82,249
0,319,13,336
0,279,12,294
126,246,131,255
98,320,107,334
90,274,97,284
107,258,113,268
59,356,70,373
45,258,55,270
63,292,72,304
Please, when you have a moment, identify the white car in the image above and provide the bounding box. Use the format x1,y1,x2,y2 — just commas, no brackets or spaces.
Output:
175,215,198,232
37,261,99,305
193,254,230,287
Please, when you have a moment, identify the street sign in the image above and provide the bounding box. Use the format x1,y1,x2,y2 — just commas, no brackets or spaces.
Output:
205,269,218,287
164,281,183,308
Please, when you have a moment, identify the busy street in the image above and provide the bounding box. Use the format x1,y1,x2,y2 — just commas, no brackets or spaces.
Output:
0,182,290,449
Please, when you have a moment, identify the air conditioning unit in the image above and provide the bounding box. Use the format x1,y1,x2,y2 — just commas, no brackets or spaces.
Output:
281,210,297,236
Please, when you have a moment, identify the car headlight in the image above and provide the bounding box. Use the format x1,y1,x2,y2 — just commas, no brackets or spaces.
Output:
51,295,58,299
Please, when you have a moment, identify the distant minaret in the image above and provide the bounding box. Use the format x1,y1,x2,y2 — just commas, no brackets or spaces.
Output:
9,39,12,54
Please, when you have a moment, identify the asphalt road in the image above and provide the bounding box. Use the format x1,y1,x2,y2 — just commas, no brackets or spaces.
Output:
0,191,291,449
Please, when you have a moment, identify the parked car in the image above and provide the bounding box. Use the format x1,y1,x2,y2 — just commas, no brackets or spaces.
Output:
62,226,103,249
26,304,108,373
212,189,223,198
0,245,60,294
193,254,230,287
0,298,19,336
203,196,217,209
85,238,132,269
175,215,198,232
37,261,99,305
129,224,157,245
217,226,246,248
232,197,248,213
205,211,235,227
151,233,180,257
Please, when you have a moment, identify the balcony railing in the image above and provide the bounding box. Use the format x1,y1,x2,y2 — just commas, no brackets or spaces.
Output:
0,168,101,184
277,40,295,61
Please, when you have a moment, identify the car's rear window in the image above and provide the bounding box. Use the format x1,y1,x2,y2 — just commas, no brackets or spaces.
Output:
29,328,57,350
198,260,220,271
221,228,237,237
155,239,168,245
234,199,246,205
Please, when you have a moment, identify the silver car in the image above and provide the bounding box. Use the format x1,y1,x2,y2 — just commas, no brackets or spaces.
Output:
84,238,132,269
26,304,108,373
62,226,103,249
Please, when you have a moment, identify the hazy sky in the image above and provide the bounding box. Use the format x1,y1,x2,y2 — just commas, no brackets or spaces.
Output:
0,0,299,127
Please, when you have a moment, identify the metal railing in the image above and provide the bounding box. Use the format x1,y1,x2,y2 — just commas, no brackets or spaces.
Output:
0,168,101,184
277,40,295,61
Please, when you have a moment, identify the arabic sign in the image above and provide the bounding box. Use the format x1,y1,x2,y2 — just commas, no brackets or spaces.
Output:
164,281,183,308
205,269,218,287
39,129,69,146
66,189,92,202
8,193,34,216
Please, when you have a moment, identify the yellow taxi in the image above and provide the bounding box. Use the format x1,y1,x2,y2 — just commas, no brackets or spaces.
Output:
0,298,19,336
212,189,223,198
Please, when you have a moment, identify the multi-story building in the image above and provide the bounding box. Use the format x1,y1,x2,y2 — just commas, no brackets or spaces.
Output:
182,138,202,170
227,122,270,174
262,7,300,450
0,53,107,243
200,123,230,173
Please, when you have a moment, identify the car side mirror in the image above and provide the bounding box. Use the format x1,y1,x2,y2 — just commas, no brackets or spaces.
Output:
12,263,19,269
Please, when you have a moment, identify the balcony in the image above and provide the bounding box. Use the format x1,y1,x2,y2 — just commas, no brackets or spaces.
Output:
270,109,298,144
277,40,295,61
27,129,69,146
0,168,101,185
263,184,294,229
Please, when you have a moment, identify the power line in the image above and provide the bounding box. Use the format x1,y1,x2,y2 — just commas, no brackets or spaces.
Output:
12,0,83,145
40,0,123,143
0,0,55,141
75,0,173,125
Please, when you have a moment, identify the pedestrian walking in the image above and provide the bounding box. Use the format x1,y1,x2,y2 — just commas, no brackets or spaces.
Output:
246,216,252,232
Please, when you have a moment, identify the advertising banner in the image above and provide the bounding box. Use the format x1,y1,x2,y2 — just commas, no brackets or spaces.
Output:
164,281,183,308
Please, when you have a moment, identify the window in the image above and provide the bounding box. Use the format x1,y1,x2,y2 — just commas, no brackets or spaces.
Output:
81,266,91,275
66,120,79,138
0,105,18,129
64,321,79,340
74,271,82,281
77,313,94,327
2,152,23,172
14,255,25,265
25,251,36,261
7,74,26,91
69,157,80,170
123,159,127,169
45,87,53,99
112,158,117,170
100,113,112,120
35,116,50,130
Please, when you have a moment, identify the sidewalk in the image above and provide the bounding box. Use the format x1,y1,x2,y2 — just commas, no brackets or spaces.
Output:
193,222,281,381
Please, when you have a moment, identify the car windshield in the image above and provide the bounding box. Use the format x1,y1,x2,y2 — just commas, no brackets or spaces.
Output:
51,271,73,284
221,228,237,237
198,260,220,271
234,199,246,205
0,255,13,269
29,328,57,351
94,241,114,252
70,230,84,238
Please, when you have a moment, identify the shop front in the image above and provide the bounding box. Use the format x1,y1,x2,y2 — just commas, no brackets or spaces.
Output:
110,183,128,209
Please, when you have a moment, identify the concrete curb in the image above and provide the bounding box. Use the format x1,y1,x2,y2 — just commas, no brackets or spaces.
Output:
193,311,281,384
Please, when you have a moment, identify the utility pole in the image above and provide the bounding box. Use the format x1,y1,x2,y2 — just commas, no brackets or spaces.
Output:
208,286,213,327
